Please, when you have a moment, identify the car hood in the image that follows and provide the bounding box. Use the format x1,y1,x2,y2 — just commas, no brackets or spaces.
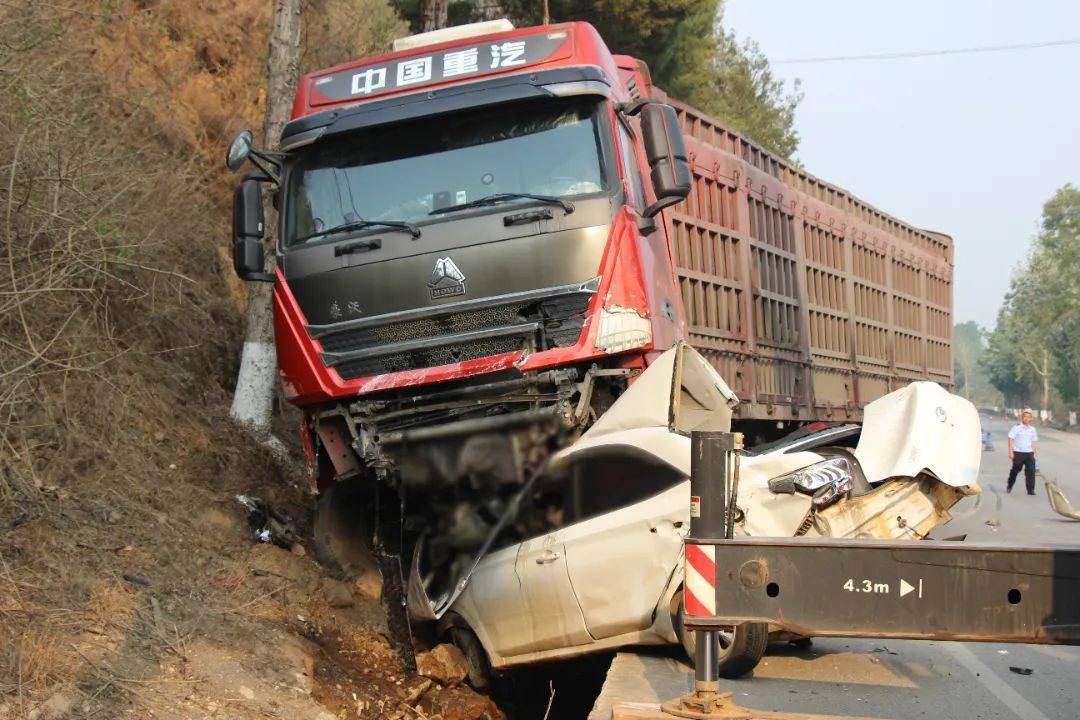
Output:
549,342,739,475
854,381,981,491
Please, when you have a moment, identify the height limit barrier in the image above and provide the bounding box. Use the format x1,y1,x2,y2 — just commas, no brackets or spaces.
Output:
661,429,1080,720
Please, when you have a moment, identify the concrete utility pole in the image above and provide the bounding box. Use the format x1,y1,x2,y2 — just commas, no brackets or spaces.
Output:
230,0,302,461
420,0,449,32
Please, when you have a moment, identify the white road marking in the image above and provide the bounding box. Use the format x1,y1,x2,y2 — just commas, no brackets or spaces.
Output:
944,643,1052,720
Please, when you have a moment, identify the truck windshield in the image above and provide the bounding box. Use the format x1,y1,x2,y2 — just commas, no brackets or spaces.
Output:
284,96,609,246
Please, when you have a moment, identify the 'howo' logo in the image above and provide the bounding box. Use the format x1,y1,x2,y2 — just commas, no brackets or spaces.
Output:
428,257,466,300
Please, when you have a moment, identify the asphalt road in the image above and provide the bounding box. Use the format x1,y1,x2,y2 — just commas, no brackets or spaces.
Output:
593,413,1080,720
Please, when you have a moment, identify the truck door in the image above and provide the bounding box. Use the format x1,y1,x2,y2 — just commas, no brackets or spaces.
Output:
561,474,688,639
513,532,594,652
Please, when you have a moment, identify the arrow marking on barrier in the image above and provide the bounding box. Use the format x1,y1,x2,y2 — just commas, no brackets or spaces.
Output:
899,579,915,597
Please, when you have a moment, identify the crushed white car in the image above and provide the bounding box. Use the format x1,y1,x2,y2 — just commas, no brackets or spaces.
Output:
415,344,981,683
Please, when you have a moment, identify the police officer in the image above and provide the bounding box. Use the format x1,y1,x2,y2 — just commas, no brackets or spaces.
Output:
1007,409,1039,495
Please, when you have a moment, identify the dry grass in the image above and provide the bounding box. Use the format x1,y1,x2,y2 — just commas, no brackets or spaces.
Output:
0,1,411,717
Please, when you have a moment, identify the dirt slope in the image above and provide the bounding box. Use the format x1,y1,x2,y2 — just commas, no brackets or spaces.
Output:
0,1,501,718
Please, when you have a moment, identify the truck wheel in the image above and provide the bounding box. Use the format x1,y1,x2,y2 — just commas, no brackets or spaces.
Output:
449,626,495,691
313,481,377,579
675,594,768,678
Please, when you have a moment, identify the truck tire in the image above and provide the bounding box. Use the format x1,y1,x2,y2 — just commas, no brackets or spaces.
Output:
313,481,377,579
675,593,768,678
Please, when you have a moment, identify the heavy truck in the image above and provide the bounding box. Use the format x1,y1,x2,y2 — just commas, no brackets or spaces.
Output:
224,18,956,674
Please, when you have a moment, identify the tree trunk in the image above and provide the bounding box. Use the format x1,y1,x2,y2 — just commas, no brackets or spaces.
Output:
230,0,302,457
956,349,971,399
1041,350,1051,415
420,0,448,32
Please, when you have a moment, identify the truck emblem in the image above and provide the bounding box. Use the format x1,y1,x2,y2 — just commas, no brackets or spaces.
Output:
428,257,466,299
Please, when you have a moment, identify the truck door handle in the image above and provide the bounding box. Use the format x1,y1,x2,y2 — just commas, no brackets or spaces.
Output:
535,549,561,564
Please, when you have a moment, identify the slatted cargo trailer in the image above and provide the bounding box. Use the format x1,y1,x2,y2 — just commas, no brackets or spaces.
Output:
662,98,953,424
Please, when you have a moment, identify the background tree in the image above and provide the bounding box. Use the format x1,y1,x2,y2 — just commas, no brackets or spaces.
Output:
982,317,1035,408
983,184,1080,413
1032,185,1080,402
393,0,802,157
420,0,449,30
953,320,999,405
704,22,801,158
304,0,409,71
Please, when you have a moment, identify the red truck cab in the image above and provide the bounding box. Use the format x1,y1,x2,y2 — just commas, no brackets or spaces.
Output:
226,19,691,602
254,21,689,411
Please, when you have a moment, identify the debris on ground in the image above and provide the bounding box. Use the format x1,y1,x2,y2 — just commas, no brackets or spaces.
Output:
417,643,471,686
419,685,508,720
121,573,151,587
1009,666,1034,676
236,493,302,549
1046,479,1080,520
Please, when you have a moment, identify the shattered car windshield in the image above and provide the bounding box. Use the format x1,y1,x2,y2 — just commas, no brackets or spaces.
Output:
284,96,609,246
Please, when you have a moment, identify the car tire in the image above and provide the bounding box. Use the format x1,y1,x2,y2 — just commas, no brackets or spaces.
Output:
675,593,768,679
449,626,495,691
313,481,377,579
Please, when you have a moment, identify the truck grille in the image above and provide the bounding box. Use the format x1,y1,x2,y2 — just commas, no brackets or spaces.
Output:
335,335,526,380
308,279,598,380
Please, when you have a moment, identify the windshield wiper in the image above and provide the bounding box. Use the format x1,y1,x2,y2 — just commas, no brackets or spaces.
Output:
428,192,574,216
294,218,420,245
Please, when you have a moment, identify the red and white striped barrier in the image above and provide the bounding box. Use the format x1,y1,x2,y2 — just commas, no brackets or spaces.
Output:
684,543,716,616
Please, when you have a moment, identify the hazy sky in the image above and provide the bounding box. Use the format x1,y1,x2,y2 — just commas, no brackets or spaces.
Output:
724,0,1080,329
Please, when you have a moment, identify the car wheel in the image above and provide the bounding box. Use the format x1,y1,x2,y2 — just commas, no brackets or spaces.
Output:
449,626,495,691
675,593,768,679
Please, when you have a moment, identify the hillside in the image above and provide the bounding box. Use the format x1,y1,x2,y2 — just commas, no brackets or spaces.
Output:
0,2,503,718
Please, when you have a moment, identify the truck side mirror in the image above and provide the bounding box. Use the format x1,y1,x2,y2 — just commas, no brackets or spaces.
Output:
640,104,692,217
226,130,254,171
232,179,271,282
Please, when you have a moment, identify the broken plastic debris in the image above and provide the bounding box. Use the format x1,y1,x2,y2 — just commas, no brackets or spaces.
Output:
1009,666,1033,676
235,494,299,549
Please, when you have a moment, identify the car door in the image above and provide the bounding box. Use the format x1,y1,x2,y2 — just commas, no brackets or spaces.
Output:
561,481,688,639
457,543,537,659
513,530,594,653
